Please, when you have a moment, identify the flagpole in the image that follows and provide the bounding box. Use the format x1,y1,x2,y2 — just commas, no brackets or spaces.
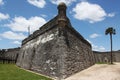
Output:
28,26,30,36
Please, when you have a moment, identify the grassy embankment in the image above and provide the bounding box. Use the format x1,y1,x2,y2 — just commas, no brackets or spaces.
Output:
0,64,52,80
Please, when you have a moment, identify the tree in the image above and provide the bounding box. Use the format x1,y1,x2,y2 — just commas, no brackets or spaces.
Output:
105,27,116,64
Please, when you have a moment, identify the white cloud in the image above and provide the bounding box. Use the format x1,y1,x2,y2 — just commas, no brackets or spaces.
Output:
0,12,10,21
40,14,47,18
0,0,4,6
92,44,106,52
27,0,46,8
72,2,108,23
90,33,101,38
6,16,46,32
51,0,76,6
80,0,87,2
108,13,115,17
0,31,27,40
87,39,106,51
13,41,21,45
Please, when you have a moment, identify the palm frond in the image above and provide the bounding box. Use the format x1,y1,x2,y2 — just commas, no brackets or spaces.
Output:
105,27,116,35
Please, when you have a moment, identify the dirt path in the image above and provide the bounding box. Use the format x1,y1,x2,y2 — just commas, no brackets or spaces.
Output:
65,63,120,80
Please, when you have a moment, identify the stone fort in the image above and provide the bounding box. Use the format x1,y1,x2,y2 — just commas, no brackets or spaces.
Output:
17,3,95,79
0,2,120,80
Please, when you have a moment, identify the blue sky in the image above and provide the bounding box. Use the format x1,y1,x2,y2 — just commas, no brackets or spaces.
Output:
0,0,120,51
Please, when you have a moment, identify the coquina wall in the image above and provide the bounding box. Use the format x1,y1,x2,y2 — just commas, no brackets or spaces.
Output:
114,51,120,62
16,3,95,80
16,17,95,80
0,48,20,63
93,51,120,63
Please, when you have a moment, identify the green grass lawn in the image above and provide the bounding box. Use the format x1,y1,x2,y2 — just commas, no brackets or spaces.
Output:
0,64,52,80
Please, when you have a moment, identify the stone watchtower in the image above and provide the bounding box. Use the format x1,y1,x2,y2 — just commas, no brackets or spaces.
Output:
17,3,95,80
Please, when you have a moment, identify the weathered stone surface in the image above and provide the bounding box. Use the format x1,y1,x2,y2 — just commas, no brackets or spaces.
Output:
16,3,95,80
94,51,120,63
0,48,20,63
17,26,95,79
114,51,120,62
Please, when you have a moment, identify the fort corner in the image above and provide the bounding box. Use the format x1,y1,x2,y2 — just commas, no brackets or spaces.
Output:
16,2,95,80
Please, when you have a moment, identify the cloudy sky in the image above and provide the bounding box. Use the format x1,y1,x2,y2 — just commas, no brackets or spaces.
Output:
0,0,120,51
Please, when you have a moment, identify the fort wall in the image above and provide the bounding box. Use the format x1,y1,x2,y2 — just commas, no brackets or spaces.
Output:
93,51,120,63
0,2,119,80
16,3,95,79
0,48,20,63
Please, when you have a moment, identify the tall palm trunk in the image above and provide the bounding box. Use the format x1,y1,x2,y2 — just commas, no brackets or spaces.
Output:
105,27,115,64
110,34,113,64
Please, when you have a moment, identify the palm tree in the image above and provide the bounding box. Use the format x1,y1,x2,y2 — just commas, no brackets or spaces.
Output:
105,27,116,64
